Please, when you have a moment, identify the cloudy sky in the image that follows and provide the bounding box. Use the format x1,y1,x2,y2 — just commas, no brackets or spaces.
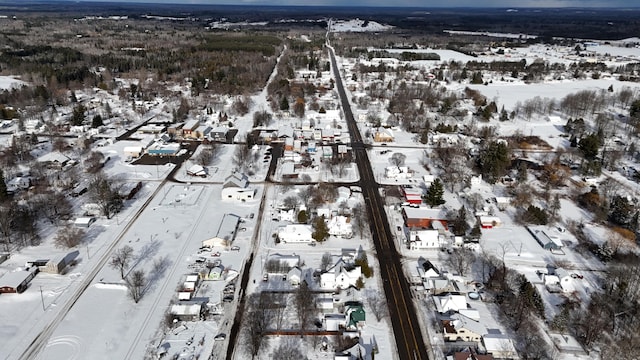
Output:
61,0,640,7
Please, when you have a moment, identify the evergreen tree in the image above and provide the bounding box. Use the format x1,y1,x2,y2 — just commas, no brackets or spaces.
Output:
425,178,446,208
312,215,329,243
0,169,8,202
477,140,511,183
279,96,289,111
451,206,469,236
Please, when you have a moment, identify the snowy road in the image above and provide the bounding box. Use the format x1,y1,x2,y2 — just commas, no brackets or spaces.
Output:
14,181,168,360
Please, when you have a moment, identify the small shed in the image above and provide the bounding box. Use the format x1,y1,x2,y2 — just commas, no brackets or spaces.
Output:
74,217,96,228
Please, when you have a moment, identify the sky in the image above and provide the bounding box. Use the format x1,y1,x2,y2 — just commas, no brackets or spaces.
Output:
52,0,640,8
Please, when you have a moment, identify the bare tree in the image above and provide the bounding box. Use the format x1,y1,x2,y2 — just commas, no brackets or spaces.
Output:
445,248,475,276
31,190,73,225
241,293,270,359
110,245,134,279
196,143,219,166
88,172,122,219
54,225,85,249
389,152,406,166
320,252,333,271
271,293,289,331
126,269,146,303
0,204,14,251
351,203,367,238
232,145,252,172
365,289,389,322
282,195,300,210
84,151,105,174
271,338,308,360
295,282,315,333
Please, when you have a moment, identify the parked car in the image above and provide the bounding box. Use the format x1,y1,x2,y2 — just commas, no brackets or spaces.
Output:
214,333,226,341
230,246,240,251
223,295,234,302
211,252,221,257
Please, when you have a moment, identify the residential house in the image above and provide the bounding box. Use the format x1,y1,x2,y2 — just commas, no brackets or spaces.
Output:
320,260,362,289
277,224,314,244
6,176,30,194
385,166,412,180
451,349,494,360
327,216,353,239
221,173,255,201
528,227,563,251
37,151,72,169
335,342,369,360
442,314,485,342
373,127,394,143
409,228,442,250
434,294,468,314
187,164,207,177
545,268,576,293
332,286,362,305
287,267,302,286
479,216,502,229
345,303,366,330
483,331,518,359
417,258,441,279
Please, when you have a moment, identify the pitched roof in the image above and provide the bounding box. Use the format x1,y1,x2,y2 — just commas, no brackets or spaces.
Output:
223,172,248,188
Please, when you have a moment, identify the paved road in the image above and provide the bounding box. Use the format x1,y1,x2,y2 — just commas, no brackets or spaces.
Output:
328,45,430,360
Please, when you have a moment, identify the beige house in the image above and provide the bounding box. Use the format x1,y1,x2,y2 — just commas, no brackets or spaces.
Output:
373,127,394,143
442,314,485,342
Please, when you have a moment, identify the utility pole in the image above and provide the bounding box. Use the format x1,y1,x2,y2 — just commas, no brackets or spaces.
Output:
39,286,45,311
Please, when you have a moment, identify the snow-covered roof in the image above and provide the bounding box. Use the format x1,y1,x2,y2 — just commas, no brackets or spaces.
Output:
434,294,467,313
36,152,70,164
403,207,447,220
223,172,248,189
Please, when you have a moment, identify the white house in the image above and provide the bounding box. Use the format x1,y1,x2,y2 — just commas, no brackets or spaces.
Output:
483,332,519,359
417,257,441,279
187,164,207,177
320,260,362,289
409,229,442,250
277,224,314,244
551,268,576,293
287,267,302,286
327,216,353,238
385,166,412,179
221,173,255,201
